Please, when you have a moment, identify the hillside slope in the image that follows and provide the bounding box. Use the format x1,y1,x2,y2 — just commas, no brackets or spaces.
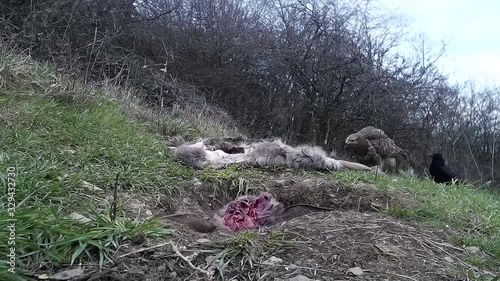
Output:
1,49,499,281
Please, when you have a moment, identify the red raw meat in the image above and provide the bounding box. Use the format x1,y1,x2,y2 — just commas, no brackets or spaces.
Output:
222,192,279,232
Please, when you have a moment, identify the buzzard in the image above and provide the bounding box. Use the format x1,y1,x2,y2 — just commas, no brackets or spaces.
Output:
345,126,407,173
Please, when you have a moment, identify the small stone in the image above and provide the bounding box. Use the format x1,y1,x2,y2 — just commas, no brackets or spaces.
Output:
57,174,69,181
347,266,364,276
69,212,91,223
464,246,480,254
80,181,102,191
50,268,84,280
285,264,298,270
205,255,218,271
274,179,286,187
37,274,50,280
263,256,283,265
205,255,217,264
145,210,153,216
444,256,454,263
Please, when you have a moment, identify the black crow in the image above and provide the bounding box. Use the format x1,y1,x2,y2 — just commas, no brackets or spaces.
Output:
428,153,458,183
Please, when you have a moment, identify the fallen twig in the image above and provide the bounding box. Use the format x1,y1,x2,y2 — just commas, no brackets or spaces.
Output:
387,271,419,281
110,173,119,222
169,241,214,278
118,242,170,258
260,263,337,274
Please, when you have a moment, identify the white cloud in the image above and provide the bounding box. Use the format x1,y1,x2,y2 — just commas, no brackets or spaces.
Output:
378,0,500,88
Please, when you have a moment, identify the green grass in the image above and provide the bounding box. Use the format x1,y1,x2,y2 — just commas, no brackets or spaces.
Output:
0,47,244,280
199,164,264,197
0,57,195,279
0,94,193,191
0,93,192,279
200,165,263,184
324,170,500,261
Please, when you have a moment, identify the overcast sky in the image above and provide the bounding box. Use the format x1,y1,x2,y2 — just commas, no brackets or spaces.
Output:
379,0,500,89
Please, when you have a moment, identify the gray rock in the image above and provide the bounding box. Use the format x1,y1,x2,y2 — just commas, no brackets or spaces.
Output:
464,246,480,254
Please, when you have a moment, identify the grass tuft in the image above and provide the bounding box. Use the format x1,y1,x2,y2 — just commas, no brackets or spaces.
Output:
325,170,500,259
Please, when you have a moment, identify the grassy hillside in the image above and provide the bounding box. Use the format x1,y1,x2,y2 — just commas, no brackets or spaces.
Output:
1,48,499,280
0,49,200,280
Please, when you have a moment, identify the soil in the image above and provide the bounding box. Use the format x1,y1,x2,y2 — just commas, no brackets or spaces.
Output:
73,171,498,281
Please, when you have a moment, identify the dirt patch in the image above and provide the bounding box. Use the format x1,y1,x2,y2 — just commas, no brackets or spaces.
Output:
150,172,417,216
267,177,415,212
104,210,497,281
107,172,498,281
266,211,496,280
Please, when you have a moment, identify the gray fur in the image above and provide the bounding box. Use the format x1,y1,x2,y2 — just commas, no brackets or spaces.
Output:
168,135,186,147
247,141,287,167
204,149,248,169
174,142,207,169
247,140,343,171
288,145,342,170
172,139,370,172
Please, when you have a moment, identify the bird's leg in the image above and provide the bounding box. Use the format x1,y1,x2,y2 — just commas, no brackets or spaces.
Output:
378,159,386,173
386,157,397,174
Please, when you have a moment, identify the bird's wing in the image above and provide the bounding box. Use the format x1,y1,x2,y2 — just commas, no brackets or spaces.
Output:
429,166,436,177
368,138,390,156
371,137,407,157
358,126,388,140
439,165,458,178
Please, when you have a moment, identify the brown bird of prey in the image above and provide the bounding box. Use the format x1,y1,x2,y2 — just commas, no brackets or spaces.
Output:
345,126,407,173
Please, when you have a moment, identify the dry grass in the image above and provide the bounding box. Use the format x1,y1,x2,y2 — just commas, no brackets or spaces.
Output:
0,47,242,141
